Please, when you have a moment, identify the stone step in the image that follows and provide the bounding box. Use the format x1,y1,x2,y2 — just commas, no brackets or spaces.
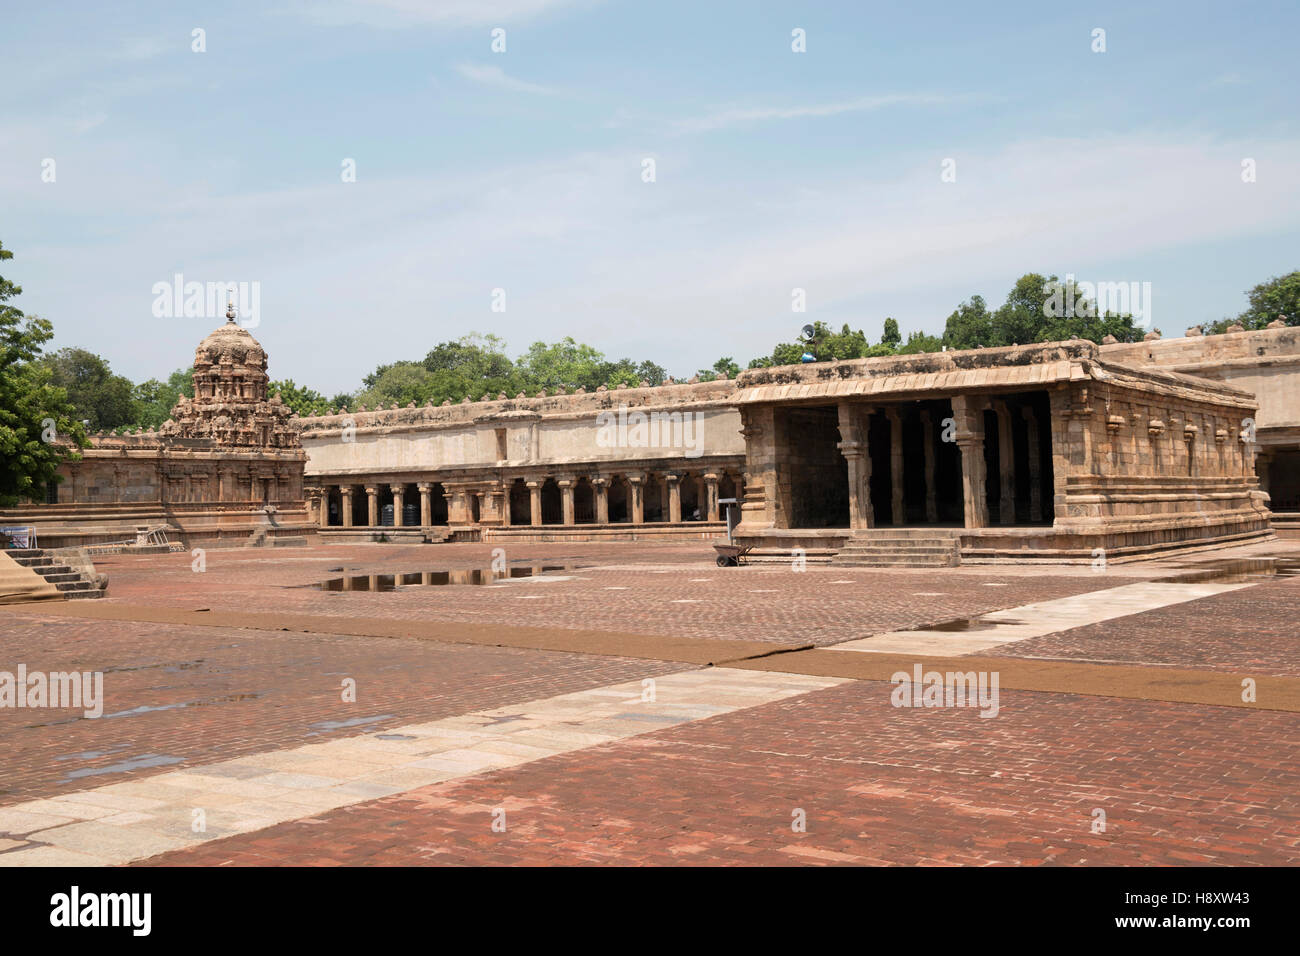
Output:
856,529,960,539
5,546,106,599
840,538,956,548
40,572,83,584
833,529,961,568
839,541,956,549
832,548,956,556
837,554,960,567
54,580,94,592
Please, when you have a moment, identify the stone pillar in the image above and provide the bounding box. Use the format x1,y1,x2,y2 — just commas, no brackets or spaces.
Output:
836,403,874,530
665,474,682,523
416,482,431,527
885,407,905,526
340,486,354,527
1048,387,1083,520
950,395,989,529
920,410,937,524
365,485,378,527
527,480,542,526
390,484,405,527
312,487,328,526
1022,407,1042,521
498,486,511,528
557,478,575,525
737,405,778,529
627,472,646,525
703,473,720,522
593,477,610,524
995,401,1016,525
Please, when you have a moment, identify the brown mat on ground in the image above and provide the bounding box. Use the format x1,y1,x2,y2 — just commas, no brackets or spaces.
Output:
8,603,1294,712
0,552,61,605
731,649,1300,713
3,601,806,666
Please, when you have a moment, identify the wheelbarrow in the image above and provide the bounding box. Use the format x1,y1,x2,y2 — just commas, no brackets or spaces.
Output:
712,542,754,567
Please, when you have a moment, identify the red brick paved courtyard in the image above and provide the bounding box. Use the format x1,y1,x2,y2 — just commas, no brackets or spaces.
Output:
2,540,1297,867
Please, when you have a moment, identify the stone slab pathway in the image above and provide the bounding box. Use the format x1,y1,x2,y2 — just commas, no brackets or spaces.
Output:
0,668,843,866
835,581,1251,655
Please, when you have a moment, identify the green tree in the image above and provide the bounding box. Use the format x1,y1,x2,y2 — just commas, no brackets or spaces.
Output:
1038,276,1142,343
1207,269,1300,332
944,275,1141,349
631,359,667,386
0,240,86,505
941,294,994,350
269,379,333,417
696,356,741,381
420,333,521,402
517,337,611,391
768,321,878,365
897,330,943,354
992,273,1054,347
130,367,193,430
880,317,901,348
41,347,136,431
354,361,435,408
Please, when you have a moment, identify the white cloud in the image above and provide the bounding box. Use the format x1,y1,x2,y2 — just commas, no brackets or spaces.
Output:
72,112,109,134
454,62,557,95
674,93,974,134
5,126,1298,393
115,37,170,61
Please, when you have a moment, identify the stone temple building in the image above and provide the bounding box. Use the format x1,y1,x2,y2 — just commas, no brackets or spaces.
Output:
3,307,310,548
5,317,1296,564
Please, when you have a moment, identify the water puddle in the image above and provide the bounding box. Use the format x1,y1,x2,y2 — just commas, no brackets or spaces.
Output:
63,754,184,781
918,618,1027,632
308,714,396,734
313,564,584,591
1152,556,1300,585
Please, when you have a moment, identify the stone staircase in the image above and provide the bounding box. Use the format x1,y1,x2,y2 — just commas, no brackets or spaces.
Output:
833,528,961,568
5,548,107,599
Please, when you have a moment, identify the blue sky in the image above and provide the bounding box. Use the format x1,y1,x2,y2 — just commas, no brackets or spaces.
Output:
3,0,1299,394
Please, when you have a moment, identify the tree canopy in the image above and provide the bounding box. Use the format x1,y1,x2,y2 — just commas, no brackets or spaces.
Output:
1206,270,1300,332
0,240,86,505
24,265,1294,436
942,274,1143,350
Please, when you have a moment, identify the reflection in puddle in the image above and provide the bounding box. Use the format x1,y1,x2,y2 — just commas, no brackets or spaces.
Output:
309,714,396,734
1153,556,1300,585
921,618,1026,632
315,565,580,591
64,754,184,780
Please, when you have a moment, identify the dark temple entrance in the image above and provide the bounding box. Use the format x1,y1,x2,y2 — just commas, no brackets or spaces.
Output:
777,405,849,528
